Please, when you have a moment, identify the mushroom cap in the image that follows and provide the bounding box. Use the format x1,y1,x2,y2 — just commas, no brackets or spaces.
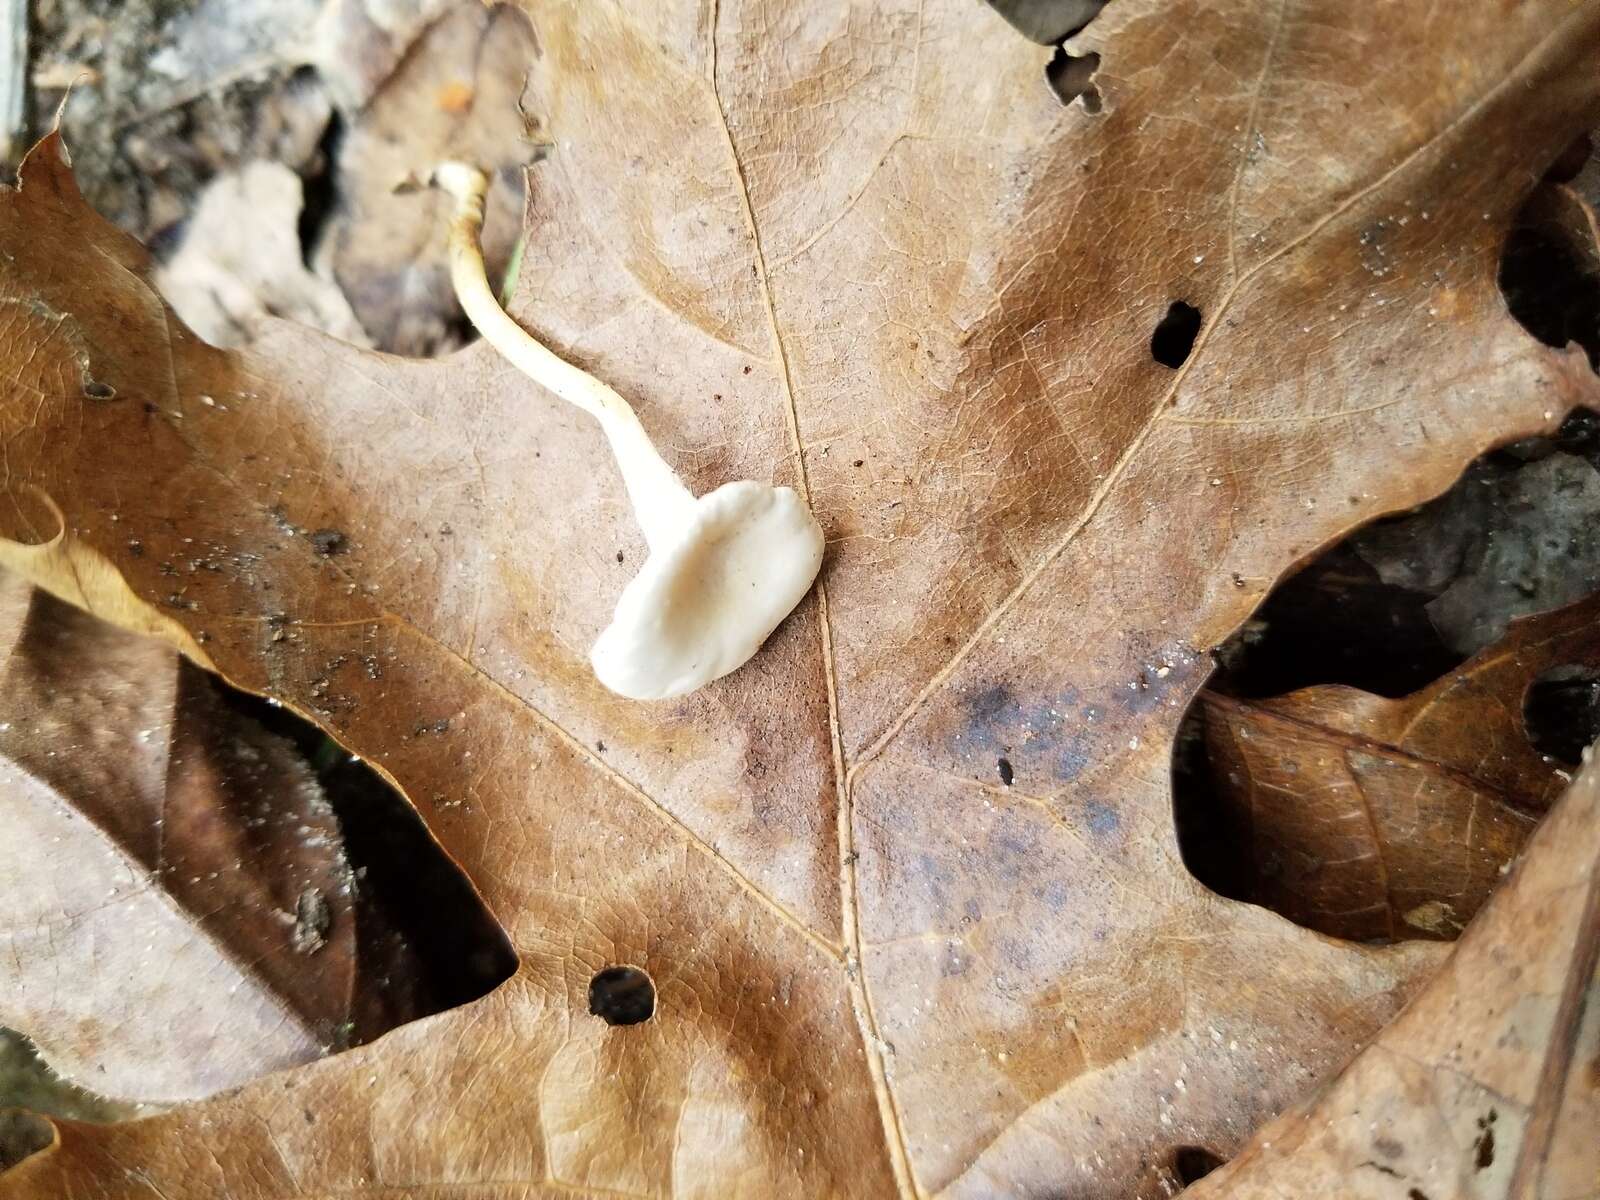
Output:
590,480,825,700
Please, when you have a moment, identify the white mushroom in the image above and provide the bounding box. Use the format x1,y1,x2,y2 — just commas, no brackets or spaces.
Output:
431,162,824,701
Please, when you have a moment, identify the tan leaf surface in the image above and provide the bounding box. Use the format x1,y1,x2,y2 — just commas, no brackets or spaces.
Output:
1,1,1599,1196
1187,746,1600,1200
1201,589,1600,942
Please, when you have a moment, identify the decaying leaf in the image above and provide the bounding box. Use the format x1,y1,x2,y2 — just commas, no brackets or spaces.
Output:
1200,589,1600,942
320,2,534,355
0,1,1598,1196
1188,748,1600,1200
156,161,372,348
0,567,391,1103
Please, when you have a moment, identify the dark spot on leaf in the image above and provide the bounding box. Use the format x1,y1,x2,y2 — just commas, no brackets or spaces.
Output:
291,887,332,955
997,756,1014,786
1474,1110,1496,1169
588,965,655,1026
1083,800,1119,837
81,379,116,400
310,528,347,556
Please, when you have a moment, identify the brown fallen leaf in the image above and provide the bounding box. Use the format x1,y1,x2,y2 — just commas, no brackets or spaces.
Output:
0,1,1598,1196
0,565,415,1103
156,161,372,349
1199,589,1600,943
1186,746,1600,1200
305,0,458,110
320,2,535,355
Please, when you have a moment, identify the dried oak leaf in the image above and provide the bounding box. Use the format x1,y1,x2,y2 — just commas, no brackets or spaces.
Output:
1200,589,1600,943
2,1,1599,1196
1187,747,1600,1200
0,566,427,1104
156,161,372,349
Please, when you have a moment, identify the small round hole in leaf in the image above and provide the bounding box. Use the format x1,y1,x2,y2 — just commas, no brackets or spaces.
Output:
588,965,655,1026
81,380,116,400
1522,663,1600,766
1151,301,1202,368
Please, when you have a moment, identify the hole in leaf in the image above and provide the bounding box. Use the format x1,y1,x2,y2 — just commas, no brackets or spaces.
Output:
1150,300,1202,368
1523,664,1600,766
1172,1144,1225,1184
1173,410,1600,943
1046,47,1102,112
1498,180,1600,371
996,756,1015,785
588,966,656,1026
80,379,116,401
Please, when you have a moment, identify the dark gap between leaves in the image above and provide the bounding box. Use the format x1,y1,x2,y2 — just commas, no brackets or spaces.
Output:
1498,139,1600,371
1173,404,1600,944
0,1111,53,1174
0,1028,135,1172
228,686,519,1020
296,90,346,271
1523,664,1600,766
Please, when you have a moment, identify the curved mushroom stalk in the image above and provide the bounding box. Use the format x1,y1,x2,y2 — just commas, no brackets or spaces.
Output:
431,162,824,701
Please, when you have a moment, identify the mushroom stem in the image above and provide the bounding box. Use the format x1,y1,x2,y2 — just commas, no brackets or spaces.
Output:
432,161,695,553
430,159,825,701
